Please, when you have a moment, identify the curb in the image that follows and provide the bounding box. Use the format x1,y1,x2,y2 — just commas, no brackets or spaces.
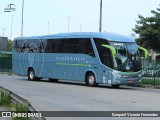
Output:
132,84,160,89
0,86,46,120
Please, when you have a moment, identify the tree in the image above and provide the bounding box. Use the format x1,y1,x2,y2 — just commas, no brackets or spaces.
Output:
7,39,12,51
133,7,160,52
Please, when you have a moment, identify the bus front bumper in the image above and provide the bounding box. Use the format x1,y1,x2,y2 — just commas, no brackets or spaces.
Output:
111,72,142,85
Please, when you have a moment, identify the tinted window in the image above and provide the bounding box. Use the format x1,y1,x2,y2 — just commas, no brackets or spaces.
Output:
14,39,47,53
38,40,47,53
94,38,113,67
45,39,61,53
13,38,94,56
14,40,24,52
46,38,95,57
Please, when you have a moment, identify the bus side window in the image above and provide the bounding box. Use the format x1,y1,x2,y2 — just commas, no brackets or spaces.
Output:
101,47,112,67
22,43,26,52
17,40,23,52
39,40,46,53
14,41,18,51
94,38,113,68
82,38,95,57
46,38,95,57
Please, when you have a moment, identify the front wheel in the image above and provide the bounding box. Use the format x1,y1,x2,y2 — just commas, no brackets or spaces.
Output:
86,73,97,87
28,68,40,81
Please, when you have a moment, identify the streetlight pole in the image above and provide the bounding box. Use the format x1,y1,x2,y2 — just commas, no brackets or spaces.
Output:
48,22,50,35
68,16,70,32
1,28,7,37
21,0,24,37
80,25,83,32
99,0,102,32
4,4,16,39
11,15,14,40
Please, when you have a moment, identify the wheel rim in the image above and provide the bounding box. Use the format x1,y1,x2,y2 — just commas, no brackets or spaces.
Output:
88,75,95,85
30,70,34,80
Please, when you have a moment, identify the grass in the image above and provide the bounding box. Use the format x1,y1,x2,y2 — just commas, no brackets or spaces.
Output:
7,72,13,76
140,78,160,85
0,89,11,107
12,103,33,120
0,88,34,120
0,71,13,75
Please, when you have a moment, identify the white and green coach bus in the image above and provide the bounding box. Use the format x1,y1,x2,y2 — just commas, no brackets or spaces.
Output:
12,32,147,87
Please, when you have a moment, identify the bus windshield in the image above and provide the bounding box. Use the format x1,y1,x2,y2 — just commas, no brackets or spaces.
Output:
110,42,141,72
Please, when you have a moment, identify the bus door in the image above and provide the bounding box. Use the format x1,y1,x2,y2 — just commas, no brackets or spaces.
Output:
97,44,116,84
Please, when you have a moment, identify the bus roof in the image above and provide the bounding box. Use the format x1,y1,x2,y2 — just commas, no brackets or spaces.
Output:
15,32,135,42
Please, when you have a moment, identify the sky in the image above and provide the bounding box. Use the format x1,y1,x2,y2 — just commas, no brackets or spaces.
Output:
0,0,159,40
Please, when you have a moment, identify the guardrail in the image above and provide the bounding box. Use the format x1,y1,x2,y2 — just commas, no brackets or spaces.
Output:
0,86,46,120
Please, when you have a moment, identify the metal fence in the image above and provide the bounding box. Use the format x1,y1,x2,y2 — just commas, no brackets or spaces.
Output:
141,59,160,85
0,57,12,73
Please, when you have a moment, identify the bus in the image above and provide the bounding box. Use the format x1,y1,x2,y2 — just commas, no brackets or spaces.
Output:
12,32,147,87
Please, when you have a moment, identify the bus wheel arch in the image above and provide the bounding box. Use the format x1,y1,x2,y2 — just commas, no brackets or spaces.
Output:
28,67,40,81
85,71,98,87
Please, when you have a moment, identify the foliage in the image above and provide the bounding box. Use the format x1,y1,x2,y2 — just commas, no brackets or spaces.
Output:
8,39,13,51
133,7,160,52
12,103,32,120
0,88,33,120
0,89,11,107
141,79,160,85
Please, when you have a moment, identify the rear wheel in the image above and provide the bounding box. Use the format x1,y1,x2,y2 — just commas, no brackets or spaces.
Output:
86,73,97,87
28,68,40,81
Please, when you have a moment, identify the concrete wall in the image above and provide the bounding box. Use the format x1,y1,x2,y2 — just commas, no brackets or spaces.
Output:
0,37,8,51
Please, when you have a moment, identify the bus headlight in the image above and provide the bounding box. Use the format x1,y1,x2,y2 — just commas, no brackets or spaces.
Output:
138,73,142,77
112,72,122,78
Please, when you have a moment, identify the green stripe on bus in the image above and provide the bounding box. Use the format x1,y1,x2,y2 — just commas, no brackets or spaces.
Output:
56,62,90,67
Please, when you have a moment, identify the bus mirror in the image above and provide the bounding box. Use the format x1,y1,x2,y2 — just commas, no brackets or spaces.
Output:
138,46,148,59
101,44,116,58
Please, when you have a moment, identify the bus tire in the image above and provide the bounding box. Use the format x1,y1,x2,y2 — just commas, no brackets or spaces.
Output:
28,68,39,81
86,72,97,87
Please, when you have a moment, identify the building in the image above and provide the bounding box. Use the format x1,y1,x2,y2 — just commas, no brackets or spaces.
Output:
0,37,8,51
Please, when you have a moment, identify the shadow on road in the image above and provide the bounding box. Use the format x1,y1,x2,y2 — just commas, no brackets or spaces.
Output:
17,77,135,90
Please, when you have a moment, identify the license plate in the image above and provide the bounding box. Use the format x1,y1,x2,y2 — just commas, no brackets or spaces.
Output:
128,80,133,84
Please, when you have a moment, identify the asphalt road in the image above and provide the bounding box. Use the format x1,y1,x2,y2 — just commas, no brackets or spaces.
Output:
0,74,160,120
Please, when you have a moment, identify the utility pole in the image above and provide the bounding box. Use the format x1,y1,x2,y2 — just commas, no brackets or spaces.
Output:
48,22,50,34
1,28,7,37
68,16,70,32
11,15,14,40
21,0,24,37
99,0,102,32
4,4,16,39
80,25,83,32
